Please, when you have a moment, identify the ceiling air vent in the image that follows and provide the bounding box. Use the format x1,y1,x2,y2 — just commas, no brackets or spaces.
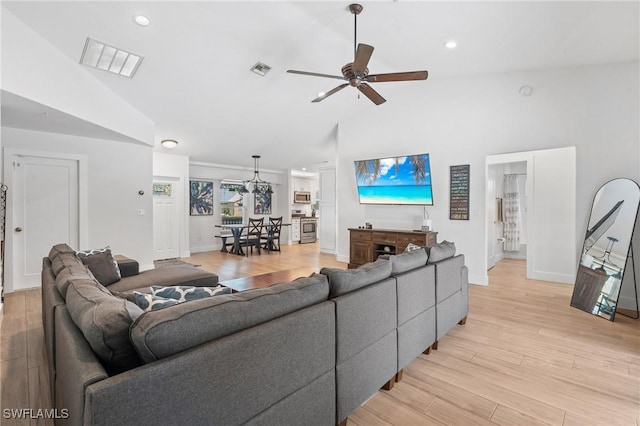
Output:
80,37,143,78
250,62,271,76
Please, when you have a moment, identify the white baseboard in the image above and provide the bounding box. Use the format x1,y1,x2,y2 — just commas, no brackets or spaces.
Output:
337,254,349,263
469,273,488,286
617,295,639,311
531,270,574,284
190,245,217,253
505,254,527,260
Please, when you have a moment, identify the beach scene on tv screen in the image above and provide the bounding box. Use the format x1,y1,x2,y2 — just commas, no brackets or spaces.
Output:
354,154,433,205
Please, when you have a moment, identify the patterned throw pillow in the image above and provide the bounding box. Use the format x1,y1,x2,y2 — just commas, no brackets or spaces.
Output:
404,242,423,253
133,292,180,312
76,247,122,286
151,285,231,302
133,285,232,312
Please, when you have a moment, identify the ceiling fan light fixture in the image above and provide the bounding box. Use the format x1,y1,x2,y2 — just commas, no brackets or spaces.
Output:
161,139,178,149
444,40,458,49
134,15,150,26
287,3,427,106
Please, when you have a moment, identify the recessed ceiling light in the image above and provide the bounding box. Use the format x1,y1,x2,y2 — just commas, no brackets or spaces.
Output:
302,167,307,171
134,15,150,26
161,139,178,149
444,40,457,49
80,37,143,78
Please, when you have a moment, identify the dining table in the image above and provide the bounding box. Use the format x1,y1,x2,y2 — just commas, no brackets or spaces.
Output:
215,223,290,256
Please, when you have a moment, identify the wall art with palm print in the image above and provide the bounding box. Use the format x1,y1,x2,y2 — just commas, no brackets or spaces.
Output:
354,153,433,205
190,180,214,215
254,188,272,215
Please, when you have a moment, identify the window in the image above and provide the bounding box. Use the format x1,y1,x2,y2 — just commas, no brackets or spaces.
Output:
220,182,245,225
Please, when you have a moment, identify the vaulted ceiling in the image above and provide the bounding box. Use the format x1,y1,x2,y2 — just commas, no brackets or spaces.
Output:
2,1,638,171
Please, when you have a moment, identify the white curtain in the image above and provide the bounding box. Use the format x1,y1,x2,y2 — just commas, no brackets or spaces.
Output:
503,175,522,251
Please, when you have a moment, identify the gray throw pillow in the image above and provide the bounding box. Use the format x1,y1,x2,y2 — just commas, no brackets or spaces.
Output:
80,249,121,286
65,279,144,373
427,240,456,263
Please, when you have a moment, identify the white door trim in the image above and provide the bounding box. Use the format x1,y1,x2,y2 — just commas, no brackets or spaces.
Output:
3,148,88,292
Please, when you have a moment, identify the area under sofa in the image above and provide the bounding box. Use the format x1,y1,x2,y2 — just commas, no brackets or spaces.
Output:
42,242,468,426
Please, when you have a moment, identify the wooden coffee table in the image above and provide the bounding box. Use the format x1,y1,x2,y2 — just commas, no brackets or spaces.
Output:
220,266,320,292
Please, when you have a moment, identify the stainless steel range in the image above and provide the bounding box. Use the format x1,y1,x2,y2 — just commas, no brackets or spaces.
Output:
300,217,318,244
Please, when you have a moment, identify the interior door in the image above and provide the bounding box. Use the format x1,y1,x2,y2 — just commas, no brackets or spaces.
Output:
153,179,180,260
10,155,79,291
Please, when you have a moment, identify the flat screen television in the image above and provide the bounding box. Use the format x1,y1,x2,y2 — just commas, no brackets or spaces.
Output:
354,153,433,205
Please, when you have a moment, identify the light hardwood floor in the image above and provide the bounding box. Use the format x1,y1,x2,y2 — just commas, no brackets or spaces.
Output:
1,245,638,426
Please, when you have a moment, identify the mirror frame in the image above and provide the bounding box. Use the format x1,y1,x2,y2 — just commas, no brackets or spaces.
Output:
571,178,640,321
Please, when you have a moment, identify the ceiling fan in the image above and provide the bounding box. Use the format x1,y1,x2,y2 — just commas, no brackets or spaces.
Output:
287,3,428,105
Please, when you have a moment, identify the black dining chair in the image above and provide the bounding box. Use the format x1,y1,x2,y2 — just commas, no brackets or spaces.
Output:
261,216,283,253
240,217,264,255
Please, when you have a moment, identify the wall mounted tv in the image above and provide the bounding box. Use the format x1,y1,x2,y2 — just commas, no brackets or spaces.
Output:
354,153,433,205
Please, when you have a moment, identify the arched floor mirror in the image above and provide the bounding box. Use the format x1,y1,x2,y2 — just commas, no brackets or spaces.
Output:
571,178,639,321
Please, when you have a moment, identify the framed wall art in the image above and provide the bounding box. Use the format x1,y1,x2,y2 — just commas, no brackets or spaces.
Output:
254,190,272,215
190,180,213,216
450,164,470,220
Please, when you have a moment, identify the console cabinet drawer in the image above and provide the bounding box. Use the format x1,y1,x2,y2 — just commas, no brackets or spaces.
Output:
350,231,371,242
372,232,396,244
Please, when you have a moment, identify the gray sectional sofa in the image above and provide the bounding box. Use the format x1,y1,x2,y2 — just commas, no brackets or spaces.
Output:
42,242,468,426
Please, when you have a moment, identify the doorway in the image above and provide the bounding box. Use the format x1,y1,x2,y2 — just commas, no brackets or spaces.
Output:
486,147,576,284
487,162,528,270
153,177,181,260
3,149,87,292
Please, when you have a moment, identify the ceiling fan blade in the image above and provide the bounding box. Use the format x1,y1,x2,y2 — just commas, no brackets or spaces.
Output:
312,83,350,103
357,83,386,105
287,70,346,81
353,43,374,76
365,71,429,83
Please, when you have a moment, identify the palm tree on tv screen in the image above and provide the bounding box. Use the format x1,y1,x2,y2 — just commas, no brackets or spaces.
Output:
356,155,428,185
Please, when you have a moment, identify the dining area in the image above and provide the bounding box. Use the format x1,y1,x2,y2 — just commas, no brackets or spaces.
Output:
216,217,288,256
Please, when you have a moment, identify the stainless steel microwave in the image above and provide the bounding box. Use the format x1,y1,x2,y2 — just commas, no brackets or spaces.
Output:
294,191,311,204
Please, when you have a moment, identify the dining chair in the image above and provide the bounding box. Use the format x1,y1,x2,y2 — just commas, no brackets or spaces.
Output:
261,216,282,253
240,217,264,255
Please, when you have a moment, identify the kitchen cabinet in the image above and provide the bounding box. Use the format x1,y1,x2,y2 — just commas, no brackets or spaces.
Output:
291,217,301,242
347,228,438,268
292,178,311,193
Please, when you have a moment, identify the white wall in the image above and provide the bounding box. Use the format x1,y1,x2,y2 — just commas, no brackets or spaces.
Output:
486,164,504,268
336,61,639,286
1,9,154,145
189,162,287,252
2,127,154,269
153,152,190,258
319,167,337,254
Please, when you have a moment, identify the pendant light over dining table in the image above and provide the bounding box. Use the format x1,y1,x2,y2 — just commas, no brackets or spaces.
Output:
239,155,273,194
